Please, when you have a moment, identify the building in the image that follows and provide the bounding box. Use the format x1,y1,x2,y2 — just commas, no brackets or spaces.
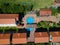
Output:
0,14,18,19
40,8,51,16
0,19,17,26
0,33,10,45
54,0,60,6
12,33,27,44
34,32,49,43
50,32,60,42
0,14,19,27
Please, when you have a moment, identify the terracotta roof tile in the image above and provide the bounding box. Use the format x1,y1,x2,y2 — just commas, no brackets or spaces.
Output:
13,33,27,38
0,19,15,24
0,34,10,39
12,33,27,44
0,14,18,19
50,32,60,42
0,34,10,44
34,32,49,43
35,32,48,37
50,32,60,37
40,9,51,16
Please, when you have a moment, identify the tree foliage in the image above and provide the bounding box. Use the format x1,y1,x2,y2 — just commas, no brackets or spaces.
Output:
57,7,60,13
50,7,57,16
0,27,18,33
37,21,60,29
0,0,33,14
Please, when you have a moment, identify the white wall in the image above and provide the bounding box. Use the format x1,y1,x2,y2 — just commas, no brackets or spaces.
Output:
0,24,17,27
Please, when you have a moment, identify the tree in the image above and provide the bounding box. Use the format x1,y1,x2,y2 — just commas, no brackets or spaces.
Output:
57,7,60,13
37,22,41,28
50,7,57,16
37,21,54,45
1,2,14,13
0,0,34,14
13,4,24,13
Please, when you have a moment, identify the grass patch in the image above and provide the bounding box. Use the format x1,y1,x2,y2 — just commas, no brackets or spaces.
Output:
0,0,53,10
33,0,53,10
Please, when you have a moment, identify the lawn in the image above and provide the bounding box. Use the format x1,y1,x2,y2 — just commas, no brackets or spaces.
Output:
0,0,53,10
17,0,53,10
33,0,53,10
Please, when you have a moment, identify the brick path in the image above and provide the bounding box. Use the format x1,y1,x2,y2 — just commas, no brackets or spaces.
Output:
37,16,59,23
27,28,36,42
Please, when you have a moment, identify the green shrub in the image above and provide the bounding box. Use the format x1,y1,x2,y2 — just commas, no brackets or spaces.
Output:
0,0,33,13
50,7,57,16
57,7,60,13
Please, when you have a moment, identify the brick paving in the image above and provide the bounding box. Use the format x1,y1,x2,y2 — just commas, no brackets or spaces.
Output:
37,16,59,23
27,28,36,42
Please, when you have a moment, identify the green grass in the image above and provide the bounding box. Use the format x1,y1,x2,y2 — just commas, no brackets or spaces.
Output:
37,21,60,28
0,27,18,30
33,0,53,10
37,21,49,28
0,0,53,10
18,0,53,10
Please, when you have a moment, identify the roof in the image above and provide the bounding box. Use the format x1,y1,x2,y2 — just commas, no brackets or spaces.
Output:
0,14,18,19
35,32,48,37
50,32,60,37
0,19,15,24
12,33,27,38
0,34,10,44
12,33,27,44
50,32,60,42
40,8,51,16
0,34,10,39
34,32,49,43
